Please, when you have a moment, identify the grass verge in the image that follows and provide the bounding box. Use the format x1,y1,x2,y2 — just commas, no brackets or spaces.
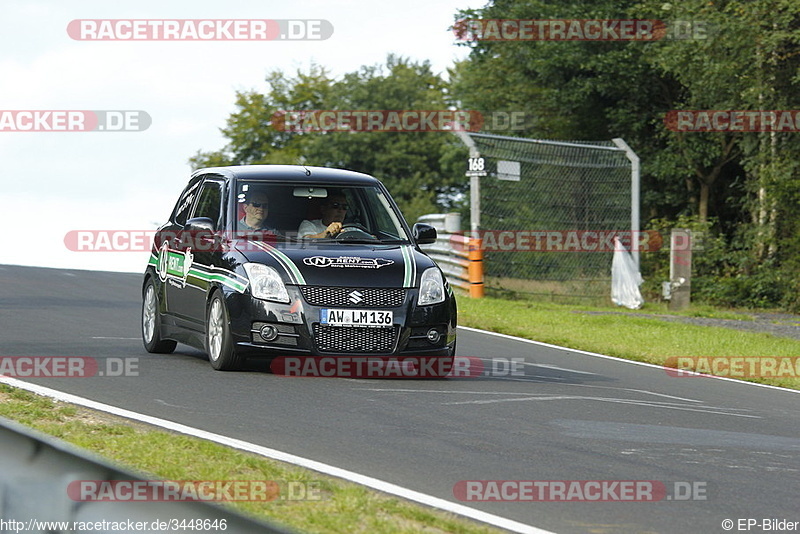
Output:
0,385,501,534
457,295,800,390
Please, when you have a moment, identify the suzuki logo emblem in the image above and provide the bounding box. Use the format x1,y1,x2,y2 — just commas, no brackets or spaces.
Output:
348,291,364,304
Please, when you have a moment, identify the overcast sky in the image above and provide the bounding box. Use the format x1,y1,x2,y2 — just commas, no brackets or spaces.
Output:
0,0,483,273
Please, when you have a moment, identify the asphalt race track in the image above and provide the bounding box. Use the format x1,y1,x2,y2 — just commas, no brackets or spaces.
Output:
1,264,798,534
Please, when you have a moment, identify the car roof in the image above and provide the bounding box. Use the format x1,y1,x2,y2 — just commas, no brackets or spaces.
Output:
192,165,380,185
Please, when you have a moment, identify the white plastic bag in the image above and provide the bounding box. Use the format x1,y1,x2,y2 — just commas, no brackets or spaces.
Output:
611,237,644,309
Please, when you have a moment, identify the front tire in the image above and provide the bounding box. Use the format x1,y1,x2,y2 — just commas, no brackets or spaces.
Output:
206,291,241,371
430,354,455,379
142,279,177,354
430,341,457,378
414,347,455,379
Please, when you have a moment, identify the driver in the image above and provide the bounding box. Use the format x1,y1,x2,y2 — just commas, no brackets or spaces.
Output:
298,192,348,238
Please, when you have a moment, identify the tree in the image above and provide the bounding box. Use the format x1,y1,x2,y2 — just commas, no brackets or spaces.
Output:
192,56,466,223
449,0,800,308
190,65,333,168
639,0,800,305
449,0,693,220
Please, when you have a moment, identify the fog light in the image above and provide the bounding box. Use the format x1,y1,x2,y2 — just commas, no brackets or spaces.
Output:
260,324,279,342
426,329,441,344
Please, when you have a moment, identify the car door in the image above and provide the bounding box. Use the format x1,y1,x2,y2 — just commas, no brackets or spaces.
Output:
159,175,201,323
176,175,225,324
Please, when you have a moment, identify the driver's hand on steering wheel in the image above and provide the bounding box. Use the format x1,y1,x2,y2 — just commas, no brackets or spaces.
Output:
325,222,343,237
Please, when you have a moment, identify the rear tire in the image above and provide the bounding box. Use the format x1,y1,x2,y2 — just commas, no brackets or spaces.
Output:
142,279,177,354
206,291,242,371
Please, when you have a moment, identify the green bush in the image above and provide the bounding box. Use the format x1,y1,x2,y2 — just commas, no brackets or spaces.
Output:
640,215,796,310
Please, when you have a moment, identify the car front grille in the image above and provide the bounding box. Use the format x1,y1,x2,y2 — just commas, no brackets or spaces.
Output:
301,287,406,308
313,324,398,353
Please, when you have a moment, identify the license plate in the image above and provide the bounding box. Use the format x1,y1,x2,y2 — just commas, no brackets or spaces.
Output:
320,309,393,327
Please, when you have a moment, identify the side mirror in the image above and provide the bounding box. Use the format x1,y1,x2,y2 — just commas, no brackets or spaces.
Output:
185,217,215,233
184,217,218,250
412,223,437,245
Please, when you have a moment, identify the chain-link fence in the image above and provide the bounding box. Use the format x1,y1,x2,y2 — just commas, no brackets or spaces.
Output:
457,132,638,302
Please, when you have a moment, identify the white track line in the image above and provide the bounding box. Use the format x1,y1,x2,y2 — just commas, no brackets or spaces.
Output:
0,375,553,534
458,326,800,394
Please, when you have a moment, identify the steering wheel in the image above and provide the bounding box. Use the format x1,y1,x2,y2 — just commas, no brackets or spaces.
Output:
335,222,378,241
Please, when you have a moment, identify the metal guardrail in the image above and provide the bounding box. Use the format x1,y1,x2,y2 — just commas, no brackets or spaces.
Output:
417,213,483,297
0,415,291,533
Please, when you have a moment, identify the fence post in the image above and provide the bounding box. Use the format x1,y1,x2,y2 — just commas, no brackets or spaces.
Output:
668,229,692,311
613,138,641,271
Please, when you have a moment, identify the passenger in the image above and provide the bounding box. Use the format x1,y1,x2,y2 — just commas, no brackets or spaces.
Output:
238,190,279,233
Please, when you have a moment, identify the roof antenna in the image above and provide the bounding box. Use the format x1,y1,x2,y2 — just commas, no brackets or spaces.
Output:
303,166,311,176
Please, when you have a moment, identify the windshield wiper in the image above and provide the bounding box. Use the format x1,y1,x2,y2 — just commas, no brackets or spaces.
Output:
333,239,382,244
237,232,286,243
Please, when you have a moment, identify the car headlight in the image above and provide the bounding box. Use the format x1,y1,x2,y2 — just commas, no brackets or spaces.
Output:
243,263,290,303
418,267,445,305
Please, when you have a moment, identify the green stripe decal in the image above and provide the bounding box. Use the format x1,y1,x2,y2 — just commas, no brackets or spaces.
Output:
188,268,249,293
401,245,415,288
252,242,306,285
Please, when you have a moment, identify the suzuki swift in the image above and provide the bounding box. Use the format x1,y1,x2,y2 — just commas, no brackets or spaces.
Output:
141,165,456,374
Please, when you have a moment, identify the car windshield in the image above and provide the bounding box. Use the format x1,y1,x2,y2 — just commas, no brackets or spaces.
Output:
236,181,411,244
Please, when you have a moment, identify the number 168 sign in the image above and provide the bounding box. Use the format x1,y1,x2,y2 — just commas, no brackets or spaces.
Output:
466,157,487,177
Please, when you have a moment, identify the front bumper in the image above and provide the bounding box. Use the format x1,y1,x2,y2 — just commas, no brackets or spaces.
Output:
224,285,456,358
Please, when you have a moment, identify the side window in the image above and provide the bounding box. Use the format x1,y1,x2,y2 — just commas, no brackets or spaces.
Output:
344,192,364,226
172,177,202,227
191,180,224,229
371,189,405,237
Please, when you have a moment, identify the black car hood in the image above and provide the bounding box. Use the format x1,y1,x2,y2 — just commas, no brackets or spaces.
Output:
235,240,434,288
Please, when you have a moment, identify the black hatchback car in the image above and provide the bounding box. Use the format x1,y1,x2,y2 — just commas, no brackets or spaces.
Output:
141,165,456,374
